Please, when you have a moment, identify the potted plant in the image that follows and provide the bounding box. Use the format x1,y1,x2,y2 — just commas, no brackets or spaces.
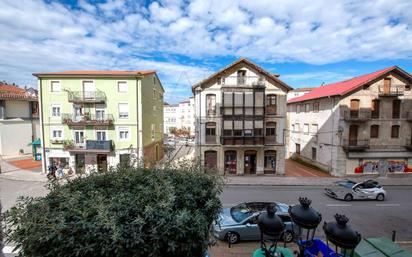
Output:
62,140,74,149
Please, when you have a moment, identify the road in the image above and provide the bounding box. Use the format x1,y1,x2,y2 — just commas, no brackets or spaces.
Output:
221,185,412,241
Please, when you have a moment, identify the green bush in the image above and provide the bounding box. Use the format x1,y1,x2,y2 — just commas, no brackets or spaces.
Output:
6,163,223,257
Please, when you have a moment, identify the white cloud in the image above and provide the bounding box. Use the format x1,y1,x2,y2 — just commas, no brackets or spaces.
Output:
1,0,412,101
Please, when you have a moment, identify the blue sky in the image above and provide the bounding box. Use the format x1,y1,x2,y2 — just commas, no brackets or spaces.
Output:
1,0,412,103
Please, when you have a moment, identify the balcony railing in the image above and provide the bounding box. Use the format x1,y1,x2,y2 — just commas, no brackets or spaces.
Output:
65,140,114,153
221,76,266,87
68,91,106,103
220,136,265,145
378,85,404,96
62,113,114,126
343,110,371,121
342,139,370,151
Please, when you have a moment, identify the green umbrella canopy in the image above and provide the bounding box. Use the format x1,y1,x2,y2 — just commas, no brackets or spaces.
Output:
28,138,41,146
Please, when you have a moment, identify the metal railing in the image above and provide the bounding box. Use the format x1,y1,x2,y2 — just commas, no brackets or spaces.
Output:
342,139,370,150
62,113,114,125
65,140,114,152
68,90,106,103
221,75,266,86
378,85,404,96
343,110,371,121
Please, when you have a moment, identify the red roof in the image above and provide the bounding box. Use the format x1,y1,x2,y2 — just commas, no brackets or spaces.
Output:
287,66,397,103
0,83,38,100
33,70,156,77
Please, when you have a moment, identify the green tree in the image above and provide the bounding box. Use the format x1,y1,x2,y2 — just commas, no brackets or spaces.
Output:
5,163,223,257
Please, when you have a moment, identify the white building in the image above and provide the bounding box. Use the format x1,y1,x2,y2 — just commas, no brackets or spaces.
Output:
193,58,292,175
287,66,412,176
0,83,40,157
163,97,195,137
287,87,314,100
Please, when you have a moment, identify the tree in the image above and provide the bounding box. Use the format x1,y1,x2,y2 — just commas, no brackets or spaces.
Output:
5,163,223,257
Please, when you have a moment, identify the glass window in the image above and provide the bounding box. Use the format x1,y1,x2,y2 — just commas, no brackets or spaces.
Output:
96,131,106,141
51,105,61,117
305,103,310,112
206,94,216,115
296,104,301,113
244,129,252,136
119,127,130,140
254,128,262,136
313,102,319,112
304,124,309,134
223,130,232,136
205,122,216,136
118,81,128,92
370,125,379,138
264,150,276,173
391,125,400,138
311,124,318,134
312,147,317,160
234,130,242,136
118,103,129,119
96,109,105,120
51,81,61,92
266,95,277,106
266,122,276,136
119,154,131,166
52,129,63,139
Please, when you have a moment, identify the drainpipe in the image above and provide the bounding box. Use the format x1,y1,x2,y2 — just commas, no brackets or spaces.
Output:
329,96,335,174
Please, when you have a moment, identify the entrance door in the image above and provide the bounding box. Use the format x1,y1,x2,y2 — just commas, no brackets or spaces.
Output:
75,154,85,174
244,150,257,175
204,151,217,170
224,151,237,174
97,154,107,173
349,125,358,146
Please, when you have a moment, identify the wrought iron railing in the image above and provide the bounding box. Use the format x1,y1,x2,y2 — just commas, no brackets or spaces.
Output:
378,85,404,96
342,139,370,149
343,110,371,121
68,90,106,103
61,113,114,125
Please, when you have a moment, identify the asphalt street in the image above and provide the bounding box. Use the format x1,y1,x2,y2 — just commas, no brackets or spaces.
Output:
221,185,412,242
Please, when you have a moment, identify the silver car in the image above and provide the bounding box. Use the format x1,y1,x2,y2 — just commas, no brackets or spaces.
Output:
212,202,301,244
325,179,386,201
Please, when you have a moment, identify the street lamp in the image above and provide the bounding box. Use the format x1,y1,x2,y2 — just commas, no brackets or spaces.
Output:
289,197,322,256
323,214,361,257
254,203,285,257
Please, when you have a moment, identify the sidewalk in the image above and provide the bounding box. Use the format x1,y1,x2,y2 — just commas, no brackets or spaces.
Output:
0,158,47,182
225,174,412,186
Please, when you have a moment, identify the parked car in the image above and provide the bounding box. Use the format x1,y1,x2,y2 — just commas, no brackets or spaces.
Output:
212,202,300,244
324,179,386,201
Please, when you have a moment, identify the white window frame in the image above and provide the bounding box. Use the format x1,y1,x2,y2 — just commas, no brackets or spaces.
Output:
95,129,107,141
51,126,64,140
50,81,61,92
304,123,309,134
118,103,129,119
50,104,61,118
311,124,318,134
95,107,106,120
118,126,130,141
117,81,128,93
73,129,85,144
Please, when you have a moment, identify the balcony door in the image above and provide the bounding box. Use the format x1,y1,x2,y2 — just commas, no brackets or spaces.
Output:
350,99,360,118
73,105,83,121
83,81,95,100
349,125,358,146
384,78,391,94
97,154,107,173
74,130,85,148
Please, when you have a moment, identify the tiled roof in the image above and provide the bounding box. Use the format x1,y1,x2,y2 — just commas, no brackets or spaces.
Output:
33,70,156,77
287,66,399,103
0,83,38,100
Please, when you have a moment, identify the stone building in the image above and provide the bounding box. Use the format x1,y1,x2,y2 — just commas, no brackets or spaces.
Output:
193,58,292,175
287,66,412,176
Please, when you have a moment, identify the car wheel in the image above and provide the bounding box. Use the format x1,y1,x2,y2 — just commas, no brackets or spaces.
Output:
344,194,353,202
283,230,294,243
226,232,240,244
376,193,385,201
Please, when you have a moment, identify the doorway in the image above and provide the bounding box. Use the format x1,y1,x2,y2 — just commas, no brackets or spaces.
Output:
224,151,237,174
97,154,107,173
349,125,359,146
75,154,85,174
244,150,257,175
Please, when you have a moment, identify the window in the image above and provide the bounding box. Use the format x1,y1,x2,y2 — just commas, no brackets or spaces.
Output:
295,123,300,132
153,77,156,85
370,125,379,138
237,70,246,84
244,129,252,136
391,125,400,138
371,99,380,118
51,81,61,92
406,85,411,91
296,143,301,155
217,77,221,85
118,81,128,92
96,108,105,120
119,154,131,167
264,150,277,174
206,94,216,115
266,95,277,106
224,130,232,136
96,130,107,141
304,123,309,134
305,103,310,112
204,151,217,169
392,99,401,119
291,124,295,132
51,104,61,117
350,99,360,117
74,130,85,144
119,127,130,140
266,122,276,136
296,104,301,113
51,128,63,139
205,122,216,136
313,102,319,112
234,130,243,136
311,124,318,134
254,128,262,136
31,102,39,115
118,103,129,119
312,147,317,160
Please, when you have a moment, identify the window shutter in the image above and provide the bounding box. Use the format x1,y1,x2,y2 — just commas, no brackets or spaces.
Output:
224,120,233,129
245,120,253,129
224,92,233,106
234,120,243,129
255,92,264,107
255,120,263,128
234,93,243,107
244,92,253,107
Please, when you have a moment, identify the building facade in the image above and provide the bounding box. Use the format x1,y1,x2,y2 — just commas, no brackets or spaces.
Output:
0,83,39,156
163,97,195,137
34,70,164,173
287,66,412,176
193,58,292,175
287,87,314,100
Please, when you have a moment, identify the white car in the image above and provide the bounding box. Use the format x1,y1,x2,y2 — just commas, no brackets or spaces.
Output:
325,179,387,201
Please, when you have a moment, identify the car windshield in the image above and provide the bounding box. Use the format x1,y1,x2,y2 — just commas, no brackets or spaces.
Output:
230,202,273,223
335,180,356,189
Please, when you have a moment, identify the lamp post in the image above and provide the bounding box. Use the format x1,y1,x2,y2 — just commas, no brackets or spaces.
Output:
289,197,322,256
253,203,291,257
323,214,361,257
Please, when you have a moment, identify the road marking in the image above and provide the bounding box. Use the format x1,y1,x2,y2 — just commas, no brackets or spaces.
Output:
376,203,400,207
326,204,351,207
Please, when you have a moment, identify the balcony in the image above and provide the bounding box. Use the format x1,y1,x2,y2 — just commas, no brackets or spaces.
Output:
378,85,404,97
64,140,114,153
342,139,370,151
68,90,106,103
343,110,371,121
220,136,264,145
62,113,114,126
221,76,266,87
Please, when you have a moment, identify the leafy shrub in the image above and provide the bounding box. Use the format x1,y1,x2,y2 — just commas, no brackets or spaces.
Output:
6,163,223,257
